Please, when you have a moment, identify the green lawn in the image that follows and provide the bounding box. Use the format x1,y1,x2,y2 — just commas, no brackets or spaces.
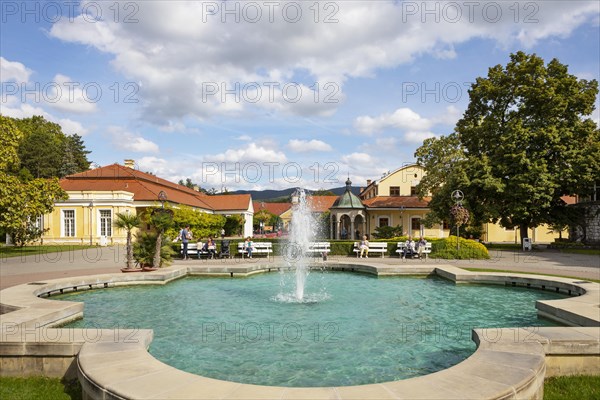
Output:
0,245,96,259
1,375,598,399
544,375,600,400
0,377,81,400
464,268,600,283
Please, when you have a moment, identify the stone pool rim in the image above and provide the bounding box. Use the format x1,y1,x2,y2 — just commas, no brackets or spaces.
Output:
1,262,599,399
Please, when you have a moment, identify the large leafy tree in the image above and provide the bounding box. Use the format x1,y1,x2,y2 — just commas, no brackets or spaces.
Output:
416,52,600,242
0,116,68,246
12,115,90,178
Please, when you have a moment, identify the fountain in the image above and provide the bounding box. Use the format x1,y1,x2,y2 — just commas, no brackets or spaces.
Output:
282,188,317,301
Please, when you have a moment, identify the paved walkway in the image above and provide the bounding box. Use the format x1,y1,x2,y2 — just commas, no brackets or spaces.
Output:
1,246,598,290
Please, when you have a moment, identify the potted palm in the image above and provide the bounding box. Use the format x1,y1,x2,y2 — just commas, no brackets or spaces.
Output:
114,212,142,272
133,231,174,270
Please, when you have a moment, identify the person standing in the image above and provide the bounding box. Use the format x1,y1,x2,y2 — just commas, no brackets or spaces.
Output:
416,237,427,258
221,228,225,239
179,225,191,260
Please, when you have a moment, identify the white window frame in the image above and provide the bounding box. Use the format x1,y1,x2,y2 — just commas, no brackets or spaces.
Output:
378,216,390,228
34,215,44,230
98,209,112,237
61,209,76,237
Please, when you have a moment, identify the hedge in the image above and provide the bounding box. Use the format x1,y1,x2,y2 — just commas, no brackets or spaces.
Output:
169,236,490,259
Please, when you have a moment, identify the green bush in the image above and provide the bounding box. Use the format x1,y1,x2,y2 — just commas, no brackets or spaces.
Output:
431,236,490,259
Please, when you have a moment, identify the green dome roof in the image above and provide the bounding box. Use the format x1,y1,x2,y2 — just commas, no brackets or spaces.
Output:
332,178,365,209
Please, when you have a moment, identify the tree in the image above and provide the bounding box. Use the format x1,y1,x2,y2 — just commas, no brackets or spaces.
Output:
11,115,91,178
0,116,68,246
416,52,600,242
224,215,245,236
148,209,175,268
114,212,141,269
312,189,335,196
253,209,272,233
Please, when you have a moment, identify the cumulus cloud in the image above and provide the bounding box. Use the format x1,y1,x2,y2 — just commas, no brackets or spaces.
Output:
287,139,333,153
108,126,159,153
0,57,32,83
355,108,433,135
47,1,598,125
44,74,98,114
1,101,88,135
208,143,287,163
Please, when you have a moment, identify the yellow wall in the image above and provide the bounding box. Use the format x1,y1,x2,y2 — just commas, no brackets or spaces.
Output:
40,190,136,245
362,165,425,199
483,223,563,243
366,209,447,238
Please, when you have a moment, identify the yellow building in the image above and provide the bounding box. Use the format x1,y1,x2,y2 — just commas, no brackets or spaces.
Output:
39,161,254,245
348,164,563,243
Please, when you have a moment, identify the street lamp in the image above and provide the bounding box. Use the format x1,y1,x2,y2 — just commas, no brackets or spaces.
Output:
88,201,94,245
158,191,167,208
451,190,464,251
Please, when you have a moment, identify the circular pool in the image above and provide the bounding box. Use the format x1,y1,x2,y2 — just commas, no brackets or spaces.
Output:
59,270,567,387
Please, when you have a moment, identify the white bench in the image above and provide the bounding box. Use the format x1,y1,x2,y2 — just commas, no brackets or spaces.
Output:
396,242,432,259
237,242,273,259
305,242,331,259
181,242,217,259
353,242,387,258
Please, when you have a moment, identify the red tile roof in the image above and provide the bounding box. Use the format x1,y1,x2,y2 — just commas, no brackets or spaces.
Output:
202,194,252,211
306,196,339,212
362,196,431,209
253,201,292,216
61,164,250,211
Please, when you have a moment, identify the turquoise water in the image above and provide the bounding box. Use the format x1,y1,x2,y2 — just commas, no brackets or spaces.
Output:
59,271,567,387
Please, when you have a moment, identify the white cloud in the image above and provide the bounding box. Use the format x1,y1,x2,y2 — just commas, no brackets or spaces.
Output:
208,143,287,164
432,105,463,126
1,102,88,135
47,1,598,125
287,139,332,153
404,131,437,144
0,57,32,83
355,108,432,135
45,74,98,114
108,126,159,153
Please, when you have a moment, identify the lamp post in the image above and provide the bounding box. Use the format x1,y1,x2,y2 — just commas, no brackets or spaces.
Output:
451,190,464,251
88,201,94,245
158,191,167,208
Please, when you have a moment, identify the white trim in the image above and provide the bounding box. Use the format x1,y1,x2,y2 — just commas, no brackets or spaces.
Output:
97,209,113,237
61,209,76,237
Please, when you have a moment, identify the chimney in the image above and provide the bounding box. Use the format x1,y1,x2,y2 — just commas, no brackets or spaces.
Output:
366,179,372,186
124,159,135,169
193,185,199,192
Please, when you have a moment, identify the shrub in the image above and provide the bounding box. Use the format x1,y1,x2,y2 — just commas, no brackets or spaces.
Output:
431,236,490,259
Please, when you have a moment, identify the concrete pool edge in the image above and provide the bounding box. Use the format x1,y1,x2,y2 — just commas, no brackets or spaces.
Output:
1,263,599,399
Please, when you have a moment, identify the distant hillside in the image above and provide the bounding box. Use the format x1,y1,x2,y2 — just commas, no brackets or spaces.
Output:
231,186,360,201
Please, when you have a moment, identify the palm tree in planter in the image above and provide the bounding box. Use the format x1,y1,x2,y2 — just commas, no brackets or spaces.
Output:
133,231,174,268
114,212,141,269
149,208,175,268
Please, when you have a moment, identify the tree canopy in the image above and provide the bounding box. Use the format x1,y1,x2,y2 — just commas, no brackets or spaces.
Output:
416,52,600,241
0,115,68,246
7,115,91,179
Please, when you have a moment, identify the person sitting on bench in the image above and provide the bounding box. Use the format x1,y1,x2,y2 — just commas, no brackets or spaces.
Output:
243,237,254,258
359,235,369,258
403,236,416,258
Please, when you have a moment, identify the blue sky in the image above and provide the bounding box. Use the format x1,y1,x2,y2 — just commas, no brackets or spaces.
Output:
2,1,599,192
